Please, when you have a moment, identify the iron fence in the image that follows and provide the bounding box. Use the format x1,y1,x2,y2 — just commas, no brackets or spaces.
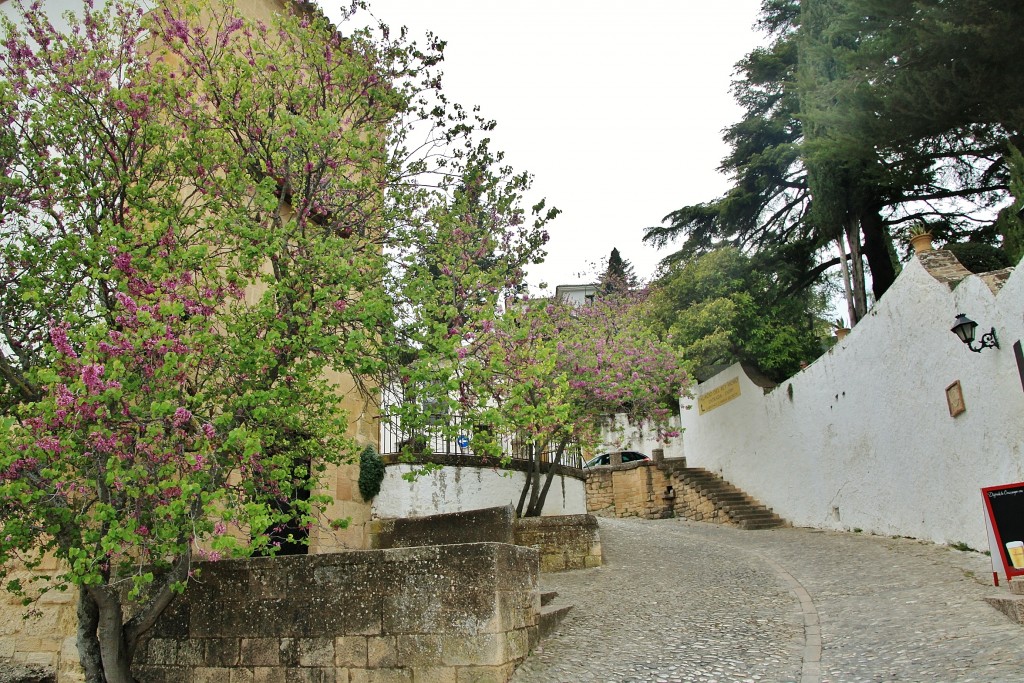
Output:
379,415,584,469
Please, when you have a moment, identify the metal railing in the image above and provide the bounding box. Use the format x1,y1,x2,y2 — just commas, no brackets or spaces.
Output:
379,415,584,469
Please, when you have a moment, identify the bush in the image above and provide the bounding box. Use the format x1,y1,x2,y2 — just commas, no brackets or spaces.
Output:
358,444,385,501
941,242,1013,273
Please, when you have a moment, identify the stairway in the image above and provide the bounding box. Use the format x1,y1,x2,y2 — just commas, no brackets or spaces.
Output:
986,577,1024,625
666,465,787,530
538,590,573,638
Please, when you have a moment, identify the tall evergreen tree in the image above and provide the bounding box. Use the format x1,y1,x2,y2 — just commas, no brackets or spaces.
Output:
599,247,638,294
646,0,1020,314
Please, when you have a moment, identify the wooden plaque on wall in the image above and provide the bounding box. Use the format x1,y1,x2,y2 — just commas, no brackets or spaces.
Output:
945,380,965,417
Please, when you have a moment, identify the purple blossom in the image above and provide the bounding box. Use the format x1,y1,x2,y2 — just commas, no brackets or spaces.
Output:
49,322,77,358
81,364,106,395
172,407,192,427
55,384,75,408
35,437,61,453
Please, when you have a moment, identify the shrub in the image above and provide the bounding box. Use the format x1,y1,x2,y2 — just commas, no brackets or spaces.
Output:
358,445,386,501
941,243,1013,273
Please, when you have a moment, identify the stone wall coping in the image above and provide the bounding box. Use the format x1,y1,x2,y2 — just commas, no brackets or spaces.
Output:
583,459,650,474
187,540,535,573
382,452,587,481
371,505,517,549
514,514,598,530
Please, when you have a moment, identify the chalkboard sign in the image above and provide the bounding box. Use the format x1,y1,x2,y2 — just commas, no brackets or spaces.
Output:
982,482,1024,580
1014,340,1024,393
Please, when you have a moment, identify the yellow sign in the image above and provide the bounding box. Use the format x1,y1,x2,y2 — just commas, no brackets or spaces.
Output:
698,377,741,415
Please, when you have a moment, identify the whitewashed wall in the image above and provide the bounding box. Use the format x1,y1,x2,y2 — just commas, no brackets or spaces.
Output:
679,256,1024,551
372,465,587,518
599,414,685,460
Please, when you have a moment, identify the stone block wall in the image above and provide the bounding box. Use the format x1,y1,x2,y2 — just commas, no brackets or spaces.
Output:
585,461,737,526
133,543,540,683
669,481,733,525
513,515,602,572
0,560,80,683
585,462,673,520
369,506,516,550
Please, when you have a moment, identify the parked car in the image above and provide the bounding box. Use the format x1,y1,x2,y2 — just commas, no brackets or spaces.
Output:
584,451,651,468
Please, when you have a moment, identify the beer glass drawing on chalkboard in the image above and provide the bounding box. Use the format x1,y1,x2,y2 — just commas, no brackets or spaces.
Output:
1007,541,1024,569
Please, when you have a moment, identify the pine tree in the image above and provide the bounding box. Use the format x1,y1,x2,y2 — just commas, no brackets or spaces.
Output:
600,248,638,294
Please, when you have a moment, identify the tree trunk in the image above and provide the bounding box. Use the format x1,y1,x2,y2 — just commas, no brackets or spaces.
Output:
846,217,868,322
860,208,898,300
526,440,567,517
527,441,542,515
836,234,856,327
515,442,533,517
88,586,136,683
77,587,105,683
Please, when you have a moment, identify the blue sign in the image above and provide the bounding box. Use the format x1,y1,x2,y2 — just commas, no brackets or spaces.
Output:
456,435,470,449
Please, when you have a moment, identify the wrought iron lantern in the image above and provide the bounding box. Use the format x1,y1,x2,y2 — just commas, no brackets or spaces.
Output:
951,313,999,353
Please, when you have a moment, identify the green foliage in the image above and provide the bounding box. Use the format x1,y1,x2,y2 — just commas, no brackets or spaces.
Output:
648,248,829,382
357,445,385,502
0,0,552,676
941,243,1013,274
999,144,1024,263
422,290,689,516
646,0,1022,308
599,248,638,294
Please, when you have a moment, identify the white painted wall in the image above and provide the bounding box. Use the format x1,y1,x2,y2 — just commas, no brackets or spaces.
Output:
372,465,587,518
600,413,684,460
678,257,1024,551
554,283,598,307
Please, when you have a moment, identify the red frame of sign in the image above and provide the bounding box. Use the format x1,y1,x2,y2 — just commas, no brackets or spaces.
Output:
982,482,1024,581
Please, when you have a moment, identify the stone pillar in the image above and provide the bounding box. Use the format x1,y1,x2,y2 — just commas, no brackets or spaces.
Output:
610,452,623,466
651,448,664,463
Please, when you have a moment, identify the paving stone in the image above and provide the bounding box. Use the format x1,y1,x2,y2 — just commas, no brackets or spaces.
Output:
511,517,1024,683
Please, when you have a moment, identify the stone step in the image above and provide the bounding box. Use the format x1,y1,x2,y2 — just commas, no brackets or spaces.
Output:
691,481,739,490
736,517,781,527
681,475,726,485
1010,578,1024,596
734,516,784,527
986,595,1024,625
718,502,769,512
540,590,558,607
711,494,751,503
694,482,743,492
669,467,788,529
739,518,786,530
724,508,776,519
539,602,573,639
695,487,745,498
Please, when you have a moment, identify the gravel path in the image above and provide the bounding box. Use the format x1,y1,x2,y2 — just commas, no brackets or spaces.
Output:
511,517,1024,683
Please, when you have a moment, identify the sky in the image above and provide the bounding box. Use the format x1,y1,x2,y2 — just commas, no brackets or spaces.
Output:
330,0,768,292
7,0,768,292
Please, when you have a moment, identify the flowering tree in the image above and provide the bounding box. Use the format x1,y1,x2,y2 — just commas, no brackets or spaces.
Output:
449,291,688,517
0,1,550,681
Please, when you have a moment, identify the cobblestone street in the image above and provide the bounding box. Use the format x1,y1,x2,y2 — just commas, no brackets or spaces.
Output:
511,517,1024,683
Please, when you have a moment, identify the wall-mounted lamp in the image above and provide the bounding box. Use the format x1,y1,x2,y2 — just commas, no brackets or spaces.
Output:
951,313,999,353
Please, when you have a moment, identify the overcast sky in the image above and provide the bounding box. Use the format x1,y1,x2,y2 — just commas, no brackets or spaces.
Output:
7,1,768,291
338,1,768,291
